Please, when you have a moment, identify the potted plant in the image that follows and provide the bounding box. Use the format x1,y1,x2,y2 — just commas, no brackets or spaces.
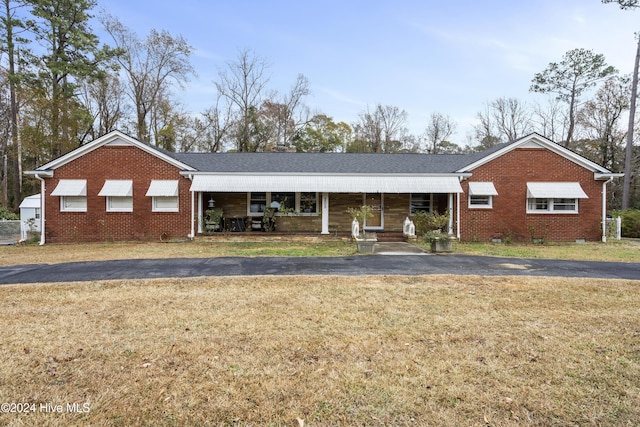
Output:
413,210,454,253
204,209,223,232
347,205,377,253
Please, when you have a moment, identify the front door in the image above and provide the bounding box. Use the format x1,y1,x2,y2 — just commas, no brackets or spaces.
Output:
363,193,383,230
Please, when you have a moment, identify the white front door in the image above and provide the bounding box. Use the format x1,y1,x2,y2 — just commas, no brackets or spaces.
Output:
363,193,383,230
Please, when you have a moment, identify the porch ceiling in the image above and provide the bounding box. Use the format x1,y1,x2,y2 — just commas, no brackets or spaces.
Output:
189,174,463,193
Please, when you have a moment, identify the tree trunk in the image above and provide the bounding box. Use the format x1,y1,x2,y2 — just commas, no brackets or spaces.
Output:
622,36,640,210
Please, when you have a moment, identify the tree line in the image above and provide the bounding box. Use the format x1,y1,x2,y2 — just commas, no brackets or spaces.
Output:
0,0,638,212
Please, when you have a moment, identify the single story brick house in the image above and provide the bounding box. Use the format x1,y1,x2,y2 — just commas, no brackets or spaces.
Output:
25,130,621,244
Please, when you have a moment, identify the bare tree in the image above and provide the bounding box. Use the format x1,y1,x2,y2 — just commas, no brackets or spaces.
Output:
215,49,271,152
531,99,568,142
424,112,456,153
351,104,409,153
577,75,629,169
101,14,194,143
80,74,129,138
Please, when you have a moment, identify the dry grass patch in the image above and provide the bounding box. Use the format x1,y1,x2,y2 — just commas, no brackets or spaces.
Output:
0,239,355,266
1,275,639,426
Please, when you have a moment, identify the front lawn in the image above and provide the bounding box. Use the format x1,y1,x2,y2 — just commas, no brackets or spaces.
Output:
0,275,638,426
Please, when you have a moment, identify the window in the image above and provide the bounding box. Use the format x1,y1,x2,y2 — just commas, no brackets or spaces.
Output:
410,193,431,214
527,198,578,213
249,192,267,214
153,196,179,212
51,179,87,212
271,192,295,211
300,192,318,214
469,195,492,208
34,208,41,219
468,182,497,209
107,196,133,212
61,196,87,212
146,180,179,212
525,182,586,214
247,192,319,215
99,180,133,212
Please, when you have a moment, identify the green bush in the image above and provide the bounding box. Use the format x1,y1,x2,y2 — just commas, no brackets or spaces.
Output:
413,210,450,235
620,209,640,238
0,206,19,220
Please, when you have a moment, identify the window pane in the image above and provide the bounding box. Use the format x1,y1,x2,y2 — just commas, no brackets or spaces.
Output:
300,192,317,213
62,196,87,212
271,192,295,211
411,193,430,214
528,198,548,211
108,196,133,211
553,198,576,211
470,195,491,206
249,192,266,214
154,196,179,211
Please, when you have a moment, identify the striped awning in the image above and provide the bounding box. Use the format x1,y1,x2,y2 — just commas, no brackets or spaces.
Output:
190,174,463,193
468,182,498,196
51,179,86,196
526,182,588,199
146,180,179,197
98,180,133,197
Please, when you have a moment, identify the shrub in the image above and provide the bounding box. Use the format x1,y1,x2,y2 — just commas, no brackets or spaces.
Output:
620,209,640,238
0,206,19,220
413,210,449,235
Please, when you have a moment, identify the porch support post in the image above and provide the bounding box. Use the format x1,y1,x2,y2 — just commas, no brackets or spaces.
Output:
456,191,460,239
189,189,195,239
601,178,613,242
321,192,330,234
447,193,454,235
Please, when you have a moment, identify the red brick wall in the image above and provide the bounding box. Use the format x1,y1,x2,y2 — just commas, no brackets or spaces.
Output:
460,148,604,242
43,146,192,243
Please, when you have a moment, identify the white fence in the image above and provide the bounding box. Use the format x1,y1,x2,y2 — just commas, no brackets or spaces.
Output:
0,219,21,245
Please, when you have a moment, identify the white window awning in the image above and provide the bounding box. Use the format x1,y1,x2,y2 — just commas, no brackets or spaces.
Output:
468,182,498,196
98,180,133,197
526,182,588,199
189,174,463,194
51,179,86,196
146,180,179,197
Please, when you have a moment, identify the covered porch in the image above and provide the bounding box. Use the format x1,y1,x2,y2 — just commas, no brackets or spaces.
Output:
186,173,465,237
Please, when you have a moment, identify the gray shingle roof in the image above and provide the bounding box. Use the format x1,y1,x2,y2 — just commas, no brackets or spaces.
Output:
170,151,482,174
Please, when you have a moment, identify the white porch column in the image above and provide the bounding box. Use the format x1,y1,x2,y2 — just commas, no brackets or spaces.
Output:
447,193,454,235
321,192,330,234
456,191,461,239
189,188,195,238
601,179,612,242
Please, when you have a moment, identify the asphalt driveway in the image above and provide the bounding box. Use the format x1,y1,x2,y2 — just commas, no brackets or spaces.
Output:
0,254,639,284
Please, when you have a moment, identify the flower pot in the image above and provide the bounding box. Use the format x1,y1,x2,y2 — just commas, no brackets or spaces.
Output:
430,237,453,253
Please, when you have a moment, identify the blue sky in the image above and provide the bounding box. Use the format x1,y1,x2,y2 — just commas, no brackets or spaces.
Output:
97,0,640,145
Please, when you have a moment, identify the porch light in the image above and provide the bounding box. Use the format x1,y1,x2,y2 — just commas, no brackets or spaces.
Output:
208,197,215,208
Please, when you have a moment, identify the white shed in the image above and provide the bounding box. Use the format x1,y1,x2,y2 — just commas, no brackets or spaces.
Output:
19,194,41,241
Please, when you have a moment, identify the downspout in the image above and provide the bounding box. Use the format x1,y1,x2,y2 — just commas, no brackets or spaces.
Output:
187,174,195,239
601,177,613,243
34,174,45,245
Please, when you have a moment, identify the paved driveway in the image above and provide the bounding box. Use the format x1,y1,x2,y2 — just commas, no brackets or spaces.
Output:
0,254,638,284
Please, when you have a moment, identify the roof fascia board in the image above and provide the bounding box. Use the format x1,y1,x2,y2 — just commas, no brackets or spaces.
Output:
30,130,195,173
457,133,612,174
